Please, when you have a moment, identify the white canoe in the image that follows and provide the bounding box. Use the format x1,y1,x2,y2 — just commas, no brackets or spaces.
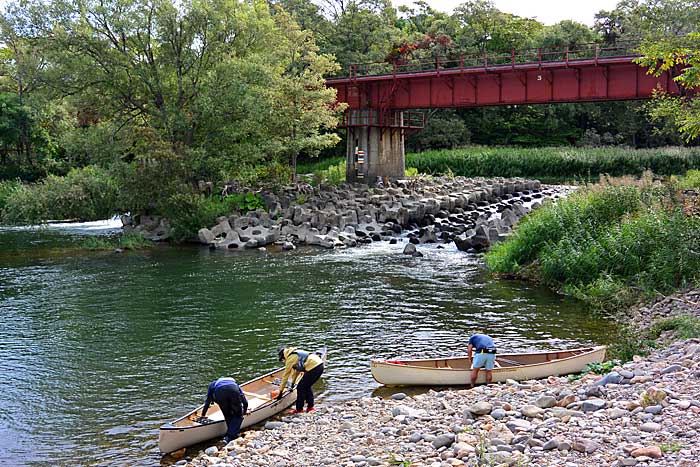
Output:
371,345,606,386
159,348,327,454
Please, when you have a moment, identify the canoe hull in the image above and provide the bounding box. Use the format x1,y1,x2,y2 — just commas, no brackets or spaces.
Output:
158,389,296,454
371,346,606,386
159,347,327,454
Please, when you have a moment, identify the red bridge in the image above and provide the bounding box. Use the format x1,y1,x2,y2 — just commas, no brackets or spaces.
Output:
325,42,683,182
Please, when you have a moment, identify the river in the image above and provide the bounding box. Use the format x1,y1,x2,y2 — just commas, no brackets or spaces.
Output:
0,222,614,467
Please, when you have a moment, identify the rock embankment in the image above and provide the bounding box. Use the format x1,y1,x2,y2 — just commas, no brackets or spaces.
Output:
123,177,554,249
178,339,700,467
625,287,700,331
125,177,562,251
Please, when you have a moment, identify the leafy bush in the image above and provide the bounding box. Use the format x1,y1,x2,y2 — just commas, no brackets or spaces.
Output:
312,161,346,185
1,166,118,224
674,169,700,189
0,179,22,213
568,360,621,381
161,192,265,242
649,315,700,340
112,144,191,215
611,314,700,361
297,156,344,174
405,167,419,177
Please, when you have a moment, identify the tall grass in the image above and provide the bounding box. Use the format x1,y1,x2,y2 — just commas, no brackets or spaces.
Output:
407,147,700,181
297,157,344,174
486,185,643,273
299,147,700,183
486,175,700,311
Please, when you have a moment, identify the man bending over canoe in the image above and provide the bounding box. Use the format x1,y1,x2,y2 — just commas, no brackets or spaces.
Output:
200,377,248,444
277,347,324,414
467,332,497,388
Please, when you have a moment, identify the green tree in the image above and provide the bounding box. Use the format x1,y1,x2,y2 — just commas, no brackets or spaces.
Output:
595,0,700,42
267,11,347,178
452,0,542,53
326,0,402,67
537,20,598,49
637,32,700,141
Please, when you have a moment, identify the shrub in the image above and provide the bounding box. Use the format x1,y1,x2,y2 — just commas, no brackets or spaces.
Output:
112,145,190,215
161,192,265,243
611,314,700,361
1,166,118,224
254,162,293,190
675,169,700,189
312,161,346,185
0,179,23,214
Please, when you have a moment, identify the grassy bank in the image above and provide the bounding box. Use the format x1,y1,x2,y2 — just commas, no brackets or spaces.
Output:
483,171,700,360
485,172,700,312
407,146,700,182
299,147,700,183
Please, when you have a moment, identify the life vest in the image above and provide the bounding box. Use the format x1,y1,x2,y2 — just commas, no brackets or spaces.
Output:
292,350,310,372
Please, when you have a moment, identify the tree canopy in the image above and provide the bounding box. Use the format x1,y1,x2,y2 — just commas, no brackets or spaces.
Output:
1,0,698,221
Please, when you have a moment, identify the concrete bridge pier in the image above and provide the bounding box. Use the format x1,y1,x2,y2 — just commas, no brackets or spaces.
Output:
345,110,405,183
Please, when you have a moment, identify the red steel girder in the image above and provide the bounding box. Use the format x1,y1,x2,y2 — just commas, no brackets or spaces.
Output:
328,56,682,111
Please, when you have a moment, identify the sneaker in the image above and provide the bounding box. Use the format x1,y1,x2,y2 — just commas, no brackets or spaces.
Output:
222,436,232,444
306,407,316,413
289,409,302,414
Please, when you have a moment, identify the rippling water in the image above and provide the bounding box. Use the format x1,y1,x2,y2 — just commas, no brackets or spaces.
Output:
0,223,613,467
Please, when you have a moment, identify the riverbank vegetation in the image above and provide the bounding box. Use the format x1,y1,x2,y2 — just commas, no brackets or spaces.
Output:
298,147,700,185
485,171,700,313
1,0,699,229
81,232,153,251
409,147,700,182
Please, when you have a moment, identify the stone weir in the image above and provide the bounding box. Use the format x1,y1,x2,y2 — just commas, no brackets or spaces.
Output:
192,177,563,253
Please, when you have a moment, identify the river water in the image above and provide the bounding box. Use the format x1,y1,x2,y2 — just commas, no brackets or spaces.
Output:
0,222,614,467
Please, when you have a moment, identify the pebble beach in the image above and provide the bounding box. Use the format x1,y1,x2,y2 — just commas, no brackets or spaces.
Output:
176,333,700,467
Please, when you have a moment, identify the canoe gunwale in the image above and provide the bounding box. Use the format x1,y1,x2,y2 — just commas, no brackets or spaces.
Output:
159,347,327,450
371,345,606,371
159,365,290,432
370,346,607,385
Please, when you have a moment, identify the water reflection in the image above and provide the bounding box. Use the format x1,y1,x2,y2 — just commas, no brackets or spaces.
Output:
0,227,614,467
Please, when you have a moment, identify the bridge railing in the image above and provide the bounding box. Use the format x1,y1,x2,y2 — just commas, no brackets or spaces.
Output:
345,41,641,80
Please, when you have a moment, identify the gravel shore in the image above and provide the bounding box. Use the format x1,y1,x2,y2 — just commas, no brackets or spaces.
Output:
179,338,700,467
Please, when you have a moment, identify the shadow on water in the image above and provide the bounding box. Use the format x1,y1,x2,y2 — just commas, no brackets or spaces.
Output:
0,224,615,467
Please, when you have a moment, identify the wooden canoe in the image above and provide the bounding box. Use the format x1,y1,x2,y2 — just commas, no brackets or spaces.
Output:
159,348,327,454
370,345,606,386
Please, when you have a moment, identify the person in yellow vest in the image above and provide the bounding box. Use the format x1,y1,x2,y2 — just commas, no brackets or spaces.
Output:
276,347,324,414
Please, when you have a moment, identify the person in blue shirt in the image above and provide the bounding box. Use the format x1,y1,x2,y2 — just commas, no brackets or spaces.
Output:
467,332,497,388
200,377,248,443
